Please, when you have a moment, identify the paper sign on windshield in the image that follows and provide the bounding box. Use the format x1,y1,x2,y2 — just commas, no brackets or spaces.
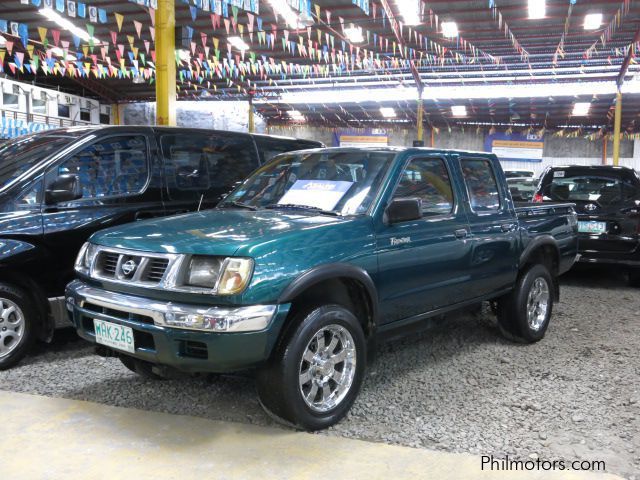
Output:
278,180,353,211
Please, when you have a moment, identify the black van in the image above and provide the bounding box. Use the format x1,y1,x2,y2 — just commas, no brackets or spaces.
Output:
0,126,322,368
534,165,640,284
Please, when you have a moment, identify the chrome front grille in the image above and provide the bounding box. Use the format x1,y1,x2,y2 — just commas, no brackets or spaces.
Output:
91,247,180,287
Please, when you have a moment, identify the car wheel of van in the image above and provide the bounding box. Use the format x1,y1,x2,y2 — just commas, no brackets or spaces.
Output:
256,305,366,431
628,268,640,287
0,283,36,370
496,264,554,344
119,355,165,380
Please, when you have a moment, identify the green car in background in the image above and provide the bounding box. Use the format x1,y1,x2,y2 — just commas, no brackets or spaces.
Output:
66,147,578,430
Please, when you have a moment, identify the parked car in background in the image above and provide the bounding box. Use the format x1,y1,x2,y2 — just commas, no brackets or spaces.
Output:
534,165,640,285
508,177,539,202
505,169,535,179
67,147,577,430
0,126,322,369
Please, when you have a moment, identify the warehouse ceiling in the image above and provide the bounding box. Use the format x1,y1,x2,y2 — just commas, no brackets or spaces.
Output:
1,0,639,131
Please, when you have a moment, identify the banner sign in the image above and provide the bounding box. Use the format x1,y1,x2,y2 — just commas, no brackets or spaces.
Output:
334,129,388,147
484,132,544,163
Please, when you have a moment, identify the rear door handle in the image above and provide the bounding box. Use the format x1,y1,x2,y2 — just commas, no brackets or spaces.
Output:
454,229,468,239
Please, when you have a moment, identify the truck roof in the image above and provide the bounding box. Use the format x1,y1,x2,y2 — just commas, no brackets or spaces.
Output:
286,146,498,158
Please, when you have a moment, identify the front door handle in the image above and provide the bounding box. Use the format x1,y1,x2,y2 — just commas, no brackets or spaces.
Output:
454,228,468,239
501,223,515,232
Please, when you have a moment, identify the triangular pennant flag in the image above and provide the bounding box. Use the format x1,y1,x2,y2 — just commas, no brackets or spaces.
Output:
52,30,60,46
38,26,48,43
110,31,117,45
134,20,142,39
115,12,124,32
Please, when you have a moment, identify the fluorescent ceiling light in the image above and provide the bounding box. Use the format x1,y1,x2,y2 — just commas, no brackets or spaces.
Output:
344,25,364,43
228,36,250,51
394,0,421,26
380,107,396,118
441,22,458,38
451,105,467,117
268,0,305,29
572,102,591,116
288,110,305,121
39,8,101,44
262,81,640,105
528,0,545,19
584,13,603,30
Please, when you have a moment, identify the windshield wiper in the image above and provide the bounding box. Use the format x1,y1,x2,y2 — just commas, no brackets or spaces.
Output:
219,201,258,211
265,203,340,216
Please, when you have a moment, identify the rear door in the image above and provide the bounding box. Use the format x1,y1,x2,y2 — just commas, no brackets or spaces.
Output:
160,131,260,212
456,156,519,297
41,131,163,288
375,154,473,323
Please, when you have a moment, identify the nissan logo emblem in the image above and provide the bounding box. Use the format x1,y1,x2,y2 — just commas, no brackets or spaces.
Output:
584,204,598,212
121,259,138,276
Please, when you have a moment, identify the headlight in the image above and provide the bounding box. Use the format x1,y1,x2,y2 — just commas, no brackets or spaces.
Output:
74,242,97,275
183,256,254,295
186,256,224,289
218,258,254,295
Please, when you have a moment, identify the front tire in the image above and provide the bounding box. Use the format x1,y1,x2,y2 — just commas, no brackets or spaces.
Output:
257,305,366,431
628,268,640,287
497,264,554,343
0,283,37,370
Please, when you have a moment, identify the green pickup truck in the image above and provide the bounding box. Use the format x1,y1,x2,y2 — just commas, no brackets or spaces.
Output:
66,147,578,430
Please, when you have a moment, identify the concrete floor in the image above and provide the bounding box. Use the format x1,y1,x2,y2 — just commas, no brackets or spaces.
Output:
1,391,622,480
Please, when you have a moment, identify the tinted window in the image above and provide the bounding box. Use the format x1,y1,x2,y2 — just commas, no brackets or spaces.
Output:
58,104,70,118
394,157,454,216
253,136,320,163
56,135,148,199
541,171,639,204
161,133,259,201
462,159,501,211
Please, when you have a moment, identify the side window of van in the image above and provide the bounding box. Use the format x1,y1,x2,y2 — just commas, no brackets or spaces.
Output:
161,133,259,201
56,135,149,199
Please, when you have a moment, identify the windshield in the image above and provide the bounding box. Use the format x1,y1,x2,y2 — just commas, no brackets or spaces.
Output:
0,134,76,191
508,178,537,201
220,151,396,215
542,174,638,204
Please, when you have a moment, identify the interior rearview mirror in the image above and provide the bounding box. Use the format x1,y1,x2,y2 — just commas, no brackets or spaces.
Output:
45,174,82,205
386,198,422,224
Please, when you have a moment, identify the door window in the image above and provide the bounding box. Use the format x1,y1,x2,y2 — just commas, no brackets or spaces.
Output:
56,135,149,199
161,133,260,200
393,157,454,216
461,159,501,212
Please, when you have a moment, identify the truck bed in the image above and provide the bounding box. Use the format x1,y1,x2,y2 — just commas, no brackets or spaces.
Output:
514,202,575,217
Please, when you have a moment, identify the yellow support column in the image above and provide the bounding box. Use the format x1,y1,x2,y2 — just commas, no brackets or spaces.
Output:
155,0,176,126
613,91,622,166
111,104,120,125
416,91,424,144
248,95,255,133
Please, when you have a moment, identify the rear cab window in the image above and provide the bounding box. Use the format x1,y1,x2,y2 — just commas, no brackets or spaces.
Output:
252,136,322,164
461,158,502,212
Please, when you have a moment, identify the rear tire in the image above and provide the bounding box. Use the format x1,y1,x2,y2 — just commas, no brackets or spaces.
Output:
119,355,165,379
497,264,554,343
256,304,366,431
0,283,37,370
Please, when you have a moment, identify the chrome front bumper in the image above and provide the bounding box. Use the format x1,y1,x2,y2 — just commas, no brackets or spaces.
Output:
65,280,277,333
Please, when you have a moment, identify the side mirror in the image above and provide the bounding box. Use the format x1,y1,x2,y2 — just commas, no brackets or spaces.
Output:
386,198,422,224
45,174,82,205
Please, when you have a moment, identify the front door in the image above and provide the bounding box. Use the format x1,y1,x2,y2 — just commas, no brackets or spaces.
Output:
375,155,473,324
41,133,164,293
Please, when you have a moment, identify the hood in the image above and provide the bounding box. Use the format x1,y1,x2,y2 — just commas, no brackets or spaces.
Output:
90,209,362,256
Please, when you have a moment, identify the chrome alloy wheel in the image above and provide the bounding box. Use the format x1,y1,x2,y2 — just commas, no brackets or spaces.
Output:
0,298,25,359
526,277,550,331
298,324,357,413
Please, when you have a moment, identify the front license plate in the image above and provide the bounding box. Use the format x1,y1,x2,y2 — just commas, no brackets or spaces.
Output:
578,221,607,234
93,319,135,353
